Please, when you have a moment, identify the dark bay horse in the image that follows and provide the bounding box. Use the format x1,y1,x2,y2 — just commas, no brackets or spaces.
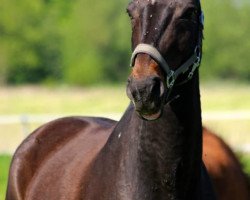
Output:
6,0,249,199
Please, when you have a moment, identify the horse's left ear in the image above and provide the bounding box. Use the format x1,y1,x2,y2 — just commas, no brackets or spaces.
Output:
197,0,204,29
200,11,205,29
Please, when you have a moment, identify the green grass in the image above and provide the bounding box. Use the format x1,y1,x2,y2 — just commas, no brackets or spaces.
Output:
0,154,11,200
201,82,250,111
239,153,250,175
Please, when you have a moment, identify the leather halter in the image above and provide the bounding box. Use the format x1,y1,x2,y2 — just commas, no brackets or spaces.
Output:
130,11,204,89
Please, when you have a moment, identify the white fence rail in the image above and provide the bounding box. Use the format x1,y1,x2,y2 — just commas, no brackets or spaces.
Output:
203,111,250,121
1,111,250,124
0,111,250,154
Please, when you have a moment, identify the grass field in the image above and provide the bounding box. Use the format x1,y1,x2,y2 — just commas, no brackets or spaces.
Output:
0,82,250,115
0,155,11,200
0,83,250,199
0,85,129,115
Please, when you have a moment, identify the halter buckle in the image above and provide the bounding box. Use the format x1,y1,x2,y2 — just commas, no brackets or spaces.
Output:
167,71,175,89
188,56,200,80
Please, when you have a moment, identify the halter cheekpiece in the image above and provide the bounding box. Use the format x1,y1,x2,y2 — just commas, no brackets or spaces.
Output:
130,11,204,89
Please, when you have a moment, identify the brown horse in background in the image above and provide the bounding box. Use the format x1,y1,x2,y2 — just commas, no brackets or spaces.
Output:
6,0,250,199
203,128,250,200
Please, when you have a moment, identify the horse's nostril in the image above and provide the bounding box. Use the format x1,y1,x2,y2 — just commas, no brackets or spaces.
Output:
127,77,132,85
149,77,162,96
126,81,141,102
126,85,133,100
152,77,165,97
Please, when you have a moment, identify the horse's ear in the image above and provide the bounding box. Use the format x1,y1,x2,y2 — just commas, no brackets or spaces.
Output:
200,11,204,29
196,0,204,29
126,2,135,18
196,0,202,9
127,1,135,13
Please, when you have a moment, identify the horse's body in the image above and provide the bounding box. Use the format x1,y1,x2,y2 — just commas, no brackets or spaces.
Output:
6,0,250,199
6,116,249,199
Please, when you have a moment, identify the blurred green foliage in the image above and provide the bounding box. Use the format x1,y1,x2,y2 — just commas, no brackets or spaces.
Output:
0,0,249,85
0,0,70,84
201,0,250,81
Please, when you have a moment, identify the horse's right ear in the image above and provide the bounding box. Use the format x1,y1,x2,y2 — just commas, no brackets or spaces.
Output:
126,2,134,13
126,1,136,17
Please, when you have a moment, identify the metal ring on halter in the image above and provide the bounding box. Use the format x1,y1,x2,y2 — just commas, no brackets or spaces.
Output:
187,52,201,80
166,71,175,89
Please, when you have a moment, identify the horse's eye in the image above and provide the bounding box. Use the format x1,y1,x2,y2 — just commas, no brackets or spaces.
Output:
180,8,198,22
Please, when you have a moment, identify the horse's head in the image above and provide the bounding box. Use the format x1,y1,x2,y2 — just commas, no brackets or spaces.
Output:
126,0,203,120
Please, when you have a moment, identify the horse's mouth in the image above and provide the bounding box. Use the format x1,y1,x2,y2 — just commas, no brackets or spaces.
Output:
140,110,162,121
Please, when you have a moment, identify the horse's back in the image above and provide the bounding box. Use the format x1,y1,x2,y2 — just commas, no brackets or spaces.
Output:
6,116,116,200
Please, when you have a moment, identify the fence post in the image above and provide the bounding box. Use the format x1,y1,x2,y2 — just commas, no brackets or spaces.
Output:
20,115,29,138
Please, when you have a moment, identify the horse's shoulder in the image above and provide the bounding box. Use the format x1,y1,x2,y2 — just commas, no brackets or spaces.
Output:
13,116,115,160
6,116,116,200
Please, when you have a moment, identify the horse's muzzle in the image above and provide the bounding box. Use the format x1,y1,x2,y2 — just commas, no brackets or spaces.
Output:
126,76,165,120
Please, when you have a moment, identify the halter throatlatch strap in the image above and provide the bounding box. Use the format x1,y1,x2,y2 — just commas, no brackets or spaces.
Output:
130,44,201,89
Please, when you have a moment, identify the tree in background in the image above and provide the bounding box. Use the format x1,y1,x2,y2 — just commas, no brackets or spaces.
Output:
0,0,71,84
61,0,130,85
201,0,250,81
0,0,249,85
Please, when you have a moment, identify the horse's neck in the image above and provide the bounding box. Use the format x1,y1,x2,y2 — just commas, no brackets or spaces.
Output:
87,74,202,200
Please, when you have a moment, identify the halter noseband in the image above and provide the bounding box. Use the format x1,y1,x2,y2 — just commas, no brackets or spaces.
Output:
130,11,204,89
130,44,201,89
